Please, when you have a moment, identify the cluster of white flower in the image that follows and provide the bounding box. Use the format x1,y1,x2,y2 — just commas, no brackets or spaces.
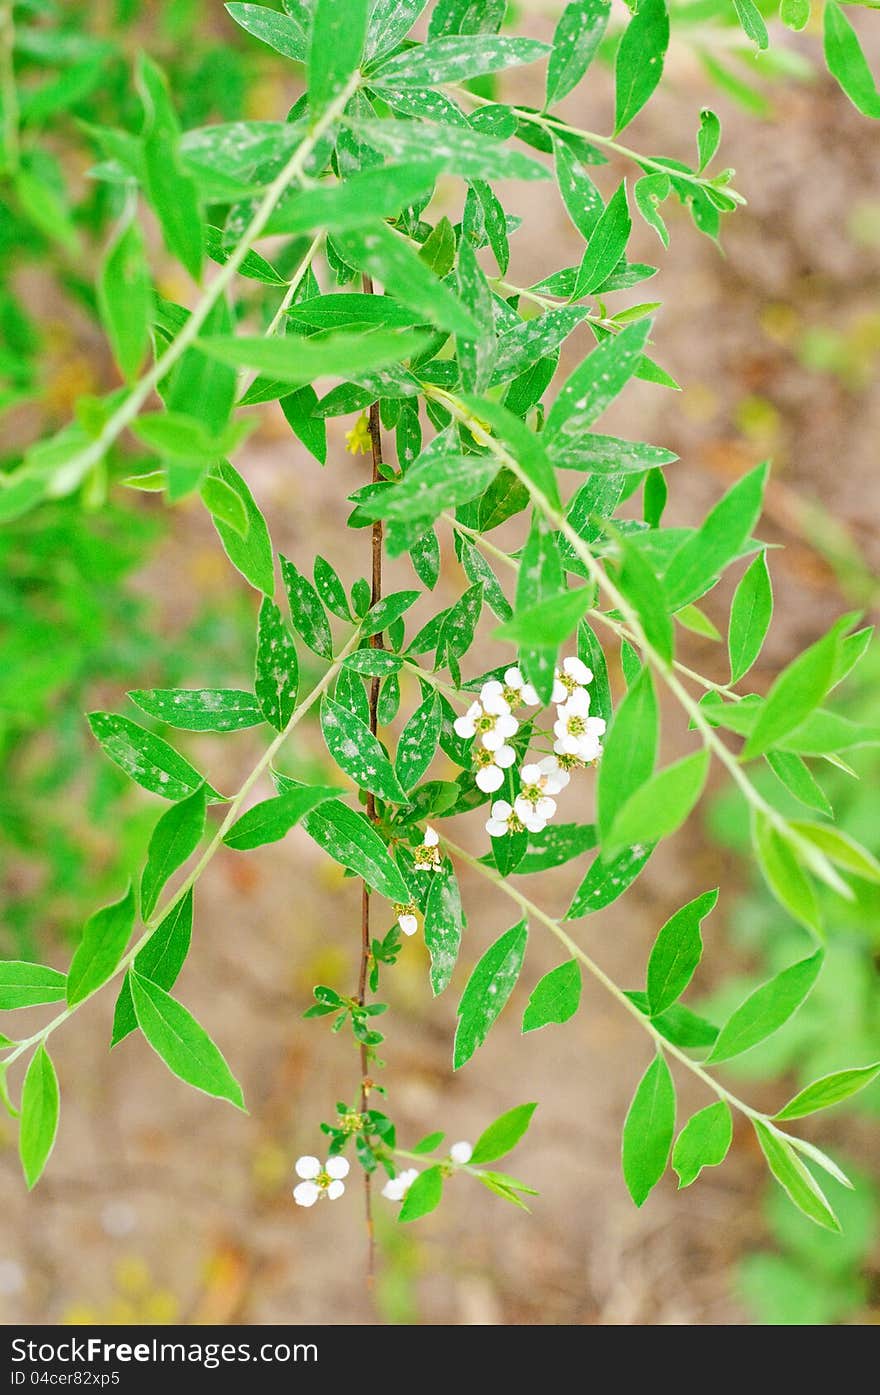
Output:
293,1154,350,1206
452,658,605,841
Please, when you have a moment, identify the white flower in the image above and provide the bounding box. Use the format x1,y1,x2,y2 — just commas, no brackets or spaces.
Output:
474,740,517,793
485,798,544,838
293,1154,350,1207
554,688,605,761
394,903,418,937
514,761,563,829
551,655,594,704
452,693,519,752
381,1167,419,1202
536,754,571,791
454,700,483,739
502,666,540,708
414,825,442,871
449,1140,473,1165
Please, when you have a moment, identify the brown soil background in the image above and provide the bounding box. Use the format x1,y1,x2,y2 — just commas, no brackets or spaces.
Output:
2,8,879,1325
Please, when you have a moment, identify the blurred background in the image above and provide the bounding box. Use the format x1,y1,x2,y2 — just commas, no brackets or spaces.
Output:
1,0,879,1325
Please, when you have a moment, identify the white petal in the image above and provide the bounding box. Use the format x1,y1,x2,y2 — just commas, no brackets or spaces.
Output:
400,1168,419,1188
295,1155,321,1180
586,716,607,737
481,728,504,751
381,1178,404,1201
513,796,532,822
485,819,507,838
326,1180,345,1200
453,715,476,738
424,826,439,846
520,684,541,706
293,1181,320,1207
450,1141,473,1165
504,666,524,687
567,687,590,716
398,913,418,937
520,763,541,784
491,800,512,819
480,680,504,701
542,774,565,795
551,678,567,704
476,765,504,793
496,713,519,738
524,814,546,833
553,719,567,740
482,689,510,716
564,656,593,685
494,743,517,769
536,797,557,820
577,736,601,761
326,1156,350,1180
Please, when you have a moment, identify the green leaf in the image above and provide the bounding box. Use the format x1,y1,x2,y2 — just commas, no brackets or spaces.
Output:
344,650,402,676
337,224,479,338
371,34,550,86
707,950,824,1065
664,462,768,612
141,784,207,921
470,1102,538,1165
614,0,670,135
138,57,202,281
696,108,721,172
597,666,657,843
728,550,773,684
19,1046,60,1189
128,688,264,733
553,134,604,240
572,181,632,299
781,0,810,31
566,838,655,918
578,620,612,727
788,820,880,885
824,2,880,117
367,1,431,59
546,0,611,107
494,586,592,646
255,598,299,733
0,963,67,1012
544,320,651,446
672,1101,732,1189
360,451,499,524
732,0,769,49
742,618,847,760
396,694,442,792
754,1121,840,1231
269,162,441,237
454,921,528,1070
634,172,670,247
281,386,327,466
200,476,249,536
411,1129,445,1155
67,885,136,1006
614,530,673,664
111,892,193,1047
129,972,244,1109
209,461,275,596
354,116,550,181
423,863,464,995
621,1050,675,1206
398,1164,443,1221
314,556,352,620
98,219,151,382
646,888,718,1016
297,793,410,902
490,307,588,388
308,0,369,118
226,3,310,61
200,327,429,384
280,555,333,659
774,1063,880,1121
766,750,833,818
459,395,562,510
753,809,822,934
606,749,709,860
223,786,340,852
522,961,581,1033
321,695,409,803
518,822,597,873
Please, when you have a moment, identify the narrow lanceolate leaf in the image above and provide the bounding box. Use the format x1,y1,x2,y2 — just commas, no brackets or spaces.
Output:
697,109,721,172
226,3,310,61
490,307,588,389
360,453,499,524
551,433,676,476
789,821,880,885
455,239,496,393
495,588,592,647
728,550,772,684
621,1051,675,1206
399,1165,443,1222
518,823,597,873
366,0,430,59
138,57,203,281
522,961,582,1033
200,328,429,385
296,792,410,903
753,809,822,935
321,696,409,803
605,749,709,860
543,320,651,446
824,2,880,118
706,951,824,1065
614,531,673,665
98,219,151,382
546,0,611,107
88,714,221,803
224,786,340,852
111,891,193,1047
355,117,550,181
19,1046,60,1189
766,751,833,818
454,921,528,1070
614,0,670,135
742,618,848,760
210,461,275,597
128,688,264,732
572,182,631,299
672,1101,732,1189
280,555,333,659
567,842,655,919
270,163,440,237
664,461,769,612
774,1064,880,1121
396,694,442,792
424,863,464,996
66,885,136,1007
308,0,369,117
255,598,299,733
597,667,657,843
459,395,562,510
371,35,550,87
754,1121,840,1231
733,0,769,51
646,888,718,1016
141,784,207,921
0,962,66,1011
336,224,480,338
129,972,244,1109
470,1102,538,1165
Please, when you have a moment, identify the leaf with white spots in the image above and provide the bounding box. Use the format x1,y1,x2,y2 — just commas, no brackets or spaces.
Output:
295,789,411,903
489,306,590,387
308,0,369,119
128,688,264,732
280,554,333,659
223,785,341,851
437,581,483,679
360,452,499,525
395,693,442,793
614,0,669,135
424,862,464,996
454,920,528,1069
320,695,409,804
352,117,551,182
255,597,299,732
547,431,677,476
370,34,550,88
546,0,610,107
566,841,655,919
87,713,223,802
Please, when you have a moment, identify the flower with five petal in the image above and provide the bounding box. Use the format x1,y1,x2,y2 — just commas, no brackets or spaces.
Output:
293,1155,350,1207
551,655,594,704
473,740,517,793
486,798,543,838
453,692,519,752
554,688,606,761
514,761,565,829
413,825,442,871
500,667,540,709
381,1167,419,1201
